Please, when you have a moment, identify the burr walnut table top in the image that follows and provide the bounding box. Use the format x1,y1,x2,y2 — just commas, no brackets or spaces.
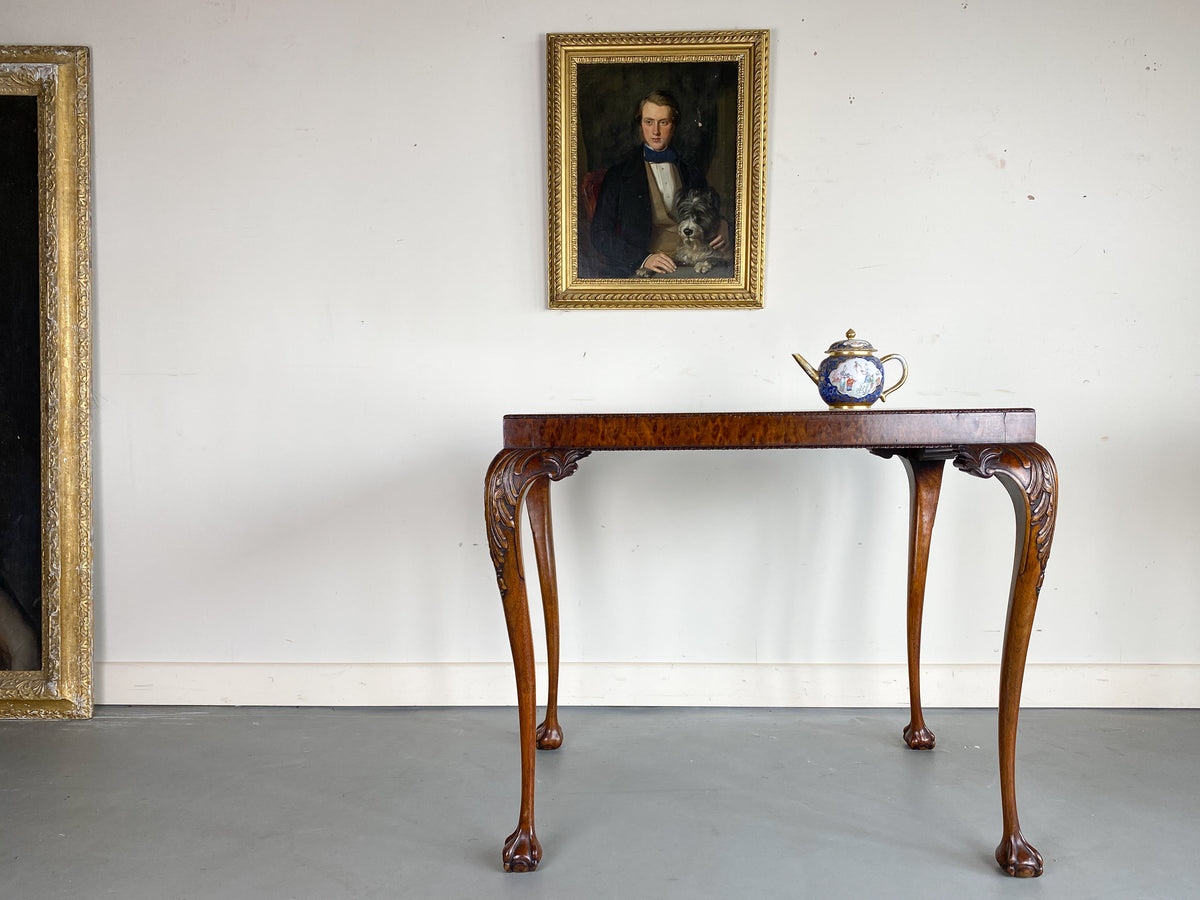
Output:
501,408,1036,450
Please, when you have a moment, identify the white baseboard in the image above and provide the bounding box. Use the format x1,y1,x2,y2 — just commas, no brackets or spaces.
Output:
95,662,1200,708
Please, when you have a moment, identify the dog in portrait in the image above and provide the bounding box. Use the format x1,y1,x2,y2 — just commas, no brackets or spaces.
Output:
636,188,732,277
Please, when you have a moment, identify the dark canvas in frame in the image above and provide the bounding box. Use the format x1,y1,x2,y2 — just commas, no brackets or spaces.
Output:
0,94,42,670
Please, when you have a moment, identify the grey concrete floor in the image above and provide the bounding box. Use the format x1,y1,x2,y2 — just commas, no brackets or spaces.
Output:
0,706,1196,899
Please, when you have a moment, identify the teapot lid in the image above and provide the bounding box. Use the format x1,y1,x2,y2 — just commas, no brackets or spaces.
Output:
825,329,877,354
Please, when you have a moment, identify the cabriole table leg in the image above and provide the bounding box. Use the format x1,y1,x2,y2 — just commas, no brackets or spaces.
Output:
485,448,589,872
896,452,947,750
955,443,1058,878
526,475,565,750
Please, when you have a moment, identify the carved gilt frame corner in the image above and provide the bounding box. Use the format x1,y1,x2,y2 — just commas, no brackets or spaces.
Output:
0,46,93,718
547,30,769,309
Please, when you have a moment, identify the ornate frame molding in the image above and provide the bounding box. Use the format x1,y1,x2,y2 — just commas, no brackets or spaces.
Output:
546,30,769,309
0,46,93,718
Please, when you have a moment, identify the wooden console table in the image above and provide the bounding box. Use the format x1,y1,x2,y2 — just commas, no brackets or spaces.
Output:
484,409,1057,877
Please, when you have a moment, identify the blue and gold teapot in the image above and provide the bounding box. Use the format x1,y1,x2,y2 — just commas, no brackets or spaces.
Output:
793,329,908,409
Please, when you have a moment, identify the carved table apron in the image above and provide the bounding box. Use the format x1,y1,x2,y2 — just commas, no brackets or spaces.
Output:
484,409,1057,877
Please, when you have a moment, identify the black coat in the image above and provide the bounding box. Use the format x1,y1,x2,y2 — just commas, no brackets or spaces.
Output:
589,148,707,277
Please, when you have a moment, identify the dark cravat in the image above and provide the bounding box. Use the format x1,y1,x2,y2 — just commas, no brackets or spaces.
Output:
643,146,678,164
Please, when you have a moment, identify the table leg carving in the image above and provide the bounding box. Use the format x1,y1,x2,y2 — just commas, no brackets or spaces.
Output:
897,453,945,751
955,443,1057,878
486,448,589,872
526,476,564,750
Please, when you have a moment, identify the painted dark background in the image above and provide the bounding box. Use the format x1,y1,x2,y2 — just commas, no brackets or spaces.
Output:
575,60,740,278
0,94,43,670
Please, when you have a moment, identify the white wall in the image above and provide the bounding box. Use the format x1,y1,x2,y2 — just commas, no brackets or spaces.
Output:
8,1,1199,706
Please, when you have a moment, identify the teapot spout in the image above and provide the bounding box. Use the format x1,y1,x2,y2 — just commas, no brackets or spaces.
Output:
792,352,820,385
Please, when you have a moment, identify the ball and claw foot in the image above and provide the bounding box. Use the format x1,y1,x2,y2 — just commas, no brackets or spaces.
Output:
536,719,564,750
902,722,936,750
503,826,542,873
996,830,1044,877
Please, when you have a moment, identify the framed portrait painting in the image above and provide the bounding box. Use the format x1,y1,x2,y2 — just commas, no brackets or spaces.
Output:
547,30,769,309
0,46,93,718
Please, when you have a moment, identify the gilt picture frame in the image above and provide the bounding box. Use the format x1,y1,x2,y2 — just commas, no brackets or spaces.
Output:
547,30,769,309
0,46,93,717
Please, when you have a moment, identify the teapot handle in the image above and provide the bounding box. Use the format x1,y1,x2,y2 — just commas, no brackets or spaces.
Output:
878,354,908,402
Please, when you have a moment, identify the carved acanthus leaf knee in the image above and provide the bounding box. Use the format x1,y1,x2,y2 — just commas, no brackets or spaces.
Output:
954,444,1057,591
486,449,590,596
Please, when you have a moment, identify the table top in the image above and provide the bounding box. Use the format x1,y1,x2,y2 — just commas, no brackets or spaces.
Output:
502,408,1036,451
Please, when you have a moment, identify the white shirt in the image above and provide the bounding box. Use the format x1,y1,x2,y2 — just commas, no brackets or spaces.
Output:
647,160,682,216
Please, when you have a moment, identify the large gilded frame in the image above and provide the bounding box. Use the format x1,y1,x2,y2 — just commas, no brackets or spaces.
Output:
0,46,93,718
547,30,769,309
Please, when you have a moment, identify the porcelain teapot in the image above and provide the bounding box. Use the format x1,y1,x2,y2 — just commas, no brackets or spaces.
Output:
792,329,908,409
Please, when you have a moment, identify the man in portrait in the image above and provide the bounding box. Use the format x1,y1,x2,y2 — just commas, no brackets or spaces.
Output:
587,89,731,278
